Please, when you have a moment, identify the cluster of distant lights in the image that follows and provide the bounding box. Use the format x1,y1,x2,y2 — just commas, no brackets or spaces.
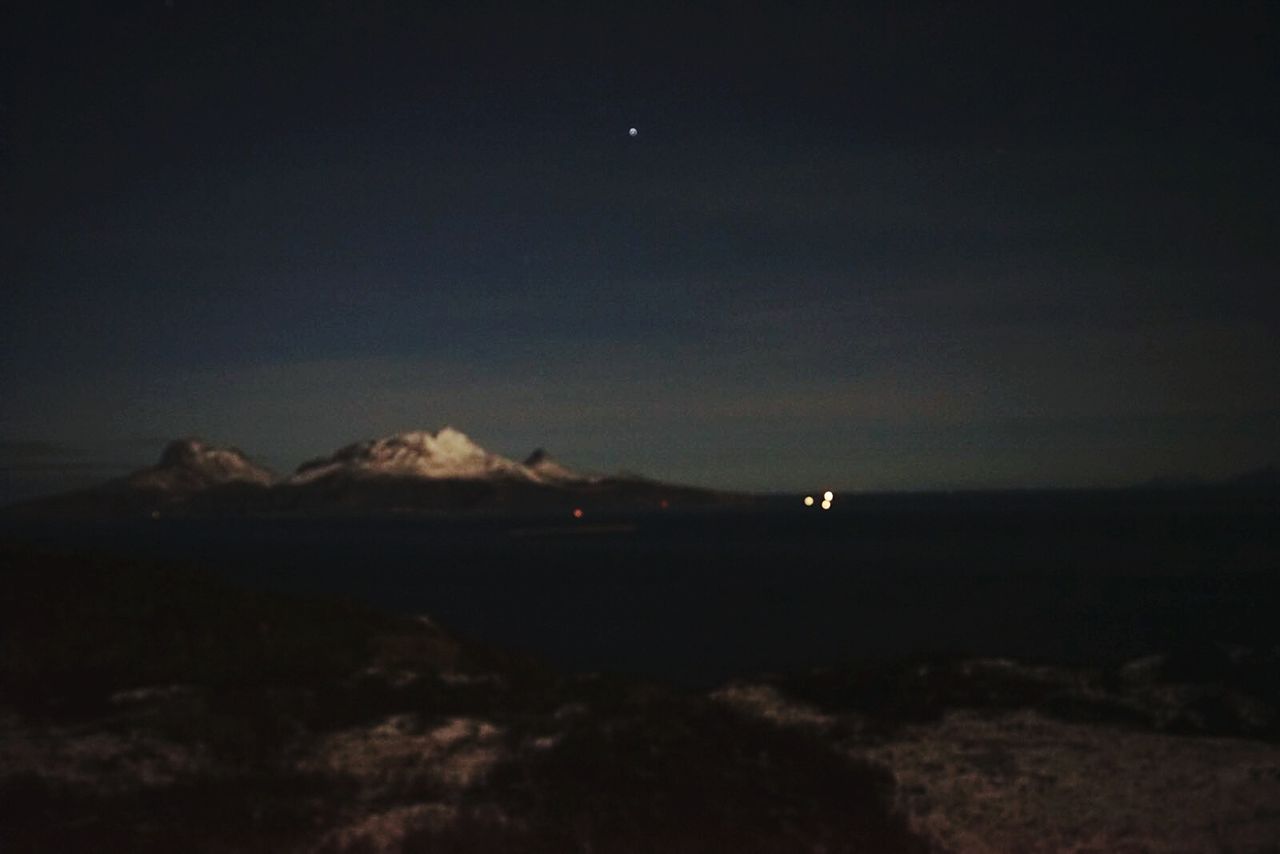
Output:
804,490,835,511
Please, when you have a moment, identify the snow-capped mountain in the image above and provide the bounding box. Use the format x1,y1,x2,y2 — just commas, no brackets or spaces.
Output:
523,448,596,484
126,439,277,492
292,428,593,486
4,427,742,517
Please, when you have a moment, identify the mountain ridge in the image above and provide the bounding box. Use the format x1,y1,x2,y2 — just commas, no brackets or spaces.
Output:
3,428,744,517
290,427,588,486
126,438,278,492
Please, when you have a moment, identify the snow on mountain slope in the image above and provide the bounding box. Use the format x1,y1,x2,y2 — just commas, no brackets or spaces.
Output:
126,439,277,492
292,427,550,484
523,448,596,484
2,428,740,517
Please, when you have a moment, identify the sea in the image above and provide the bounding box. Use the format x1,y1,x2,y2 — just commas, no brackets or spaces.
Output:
4,489,1278,685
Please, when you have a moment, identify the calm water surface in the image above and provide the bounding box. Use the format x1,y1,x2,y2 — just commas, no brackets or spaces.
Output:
5,490,1278,684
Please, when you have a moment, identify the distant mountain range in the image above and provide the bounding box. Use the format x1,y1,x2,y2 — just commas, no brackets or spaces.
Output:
3,428,746,517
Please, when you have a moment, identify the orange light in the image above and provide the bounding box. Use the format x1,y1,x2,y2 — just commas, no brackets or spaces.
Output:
572,508,584,519
660,499,669,509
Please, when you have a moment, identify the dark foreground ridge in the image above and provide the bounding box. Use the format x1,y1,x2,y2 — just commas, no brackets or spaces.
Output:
0,543,921,853
4,540,1280,851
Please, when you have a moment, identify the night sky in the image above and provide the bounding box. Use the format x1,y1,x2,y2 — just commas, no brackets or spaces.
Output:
4,1,1278,499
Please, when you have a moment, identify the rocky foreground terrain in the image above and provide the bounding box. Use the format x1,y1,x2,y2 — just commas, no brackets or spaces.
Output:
3,543,1279,852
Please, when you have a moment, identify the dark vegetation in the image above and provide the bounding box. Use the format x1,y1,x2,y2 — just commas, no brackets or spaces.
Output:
768,645,1280,743
0,543,924,852
402,698,926,854
2,482,1275,851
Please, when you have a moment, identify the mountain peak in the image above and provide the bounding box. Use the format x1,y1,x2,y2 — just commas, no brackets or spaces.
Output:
4,428,738,516
292,427,530,483
130,438,276,492
158,437,221,467
523,447,593,484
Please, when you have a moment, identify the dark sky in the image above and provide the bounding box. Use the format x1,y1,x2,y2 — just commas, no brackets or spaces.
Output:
3,1,1278,498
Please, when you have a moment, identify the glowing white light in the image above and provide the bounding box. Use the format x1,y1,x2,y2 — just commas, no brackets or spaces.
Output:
803,495,814,506
821,499,832,510
823,490,834,501
628,127,638,137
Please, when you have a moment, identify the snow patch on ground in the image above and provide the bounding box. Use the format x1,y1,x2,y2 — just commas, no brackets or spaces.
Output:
438,670,503,687
0,721,209,792
109,683,195,705
711,677,1280,852
306,714,505,792
865,709,1280,854
320,802,459,854
552,703,588,720
527,734,560,751
360,666,422,688
711,682,836,729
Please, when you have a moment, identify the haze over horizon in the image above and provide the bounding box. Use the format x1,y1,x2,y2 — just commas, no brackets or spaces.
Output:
4,2,1278,502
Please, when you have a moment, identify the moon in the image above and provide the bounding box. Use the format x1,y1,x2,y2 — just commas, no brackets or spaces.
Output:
628,127,638,137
